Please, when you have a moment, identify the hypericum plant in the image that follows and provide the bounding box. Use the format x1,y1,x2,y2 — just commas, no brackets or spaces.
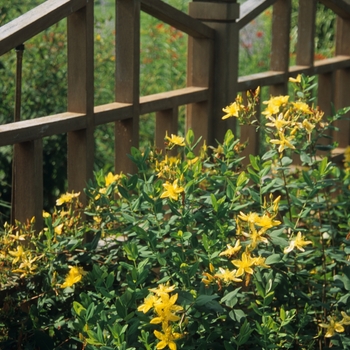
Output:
1,74,350,349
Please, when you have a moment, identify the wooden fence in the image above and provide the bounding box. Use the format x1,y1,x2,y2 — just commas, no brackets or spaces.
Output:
0,0,350,231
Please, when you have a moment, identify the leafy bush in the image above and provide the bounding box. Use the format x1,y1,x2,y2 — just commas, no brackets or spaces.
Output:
1,75,350,349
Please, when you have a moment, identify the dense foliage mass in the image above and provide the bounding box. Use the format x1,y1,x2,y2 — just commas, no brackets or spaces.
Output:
1,76,350,349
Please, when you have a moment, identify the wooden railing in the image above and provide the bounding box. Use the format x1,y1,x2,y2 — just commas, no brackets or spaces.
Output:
1,0,350,231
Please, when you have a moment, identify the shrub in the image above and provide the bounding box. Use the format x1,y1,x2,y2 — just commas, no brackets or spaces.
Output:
1,75,350,349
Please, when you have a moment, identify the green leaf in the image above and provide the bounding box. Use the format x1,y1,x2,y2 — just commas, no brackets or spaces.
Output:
195,294,218,305
302,170,313,187
186,129,195,145
229,309,246,322
249,155,260,171
73,301,86,317
236,171,248,187
318,157,328,176
265,254,282,265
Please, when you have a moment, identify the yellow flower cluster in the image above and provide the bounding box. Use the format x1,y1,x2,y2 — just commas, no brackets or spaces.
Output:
156,156,181,181
138,284,183,350
203,195,284,287
9,244,41,278
56,191,80,206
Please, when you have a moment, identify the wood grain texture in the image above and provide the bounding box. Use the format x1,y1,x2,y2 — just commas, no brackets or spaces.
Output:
0,113,86,146
296,0,317,66
67,2,94,203
0,0,88,55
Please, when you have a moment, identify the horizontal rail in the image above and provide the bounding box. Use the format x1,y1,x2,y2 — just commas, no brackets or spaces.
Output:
238,55,350,90
0,112,85,146
0,0,88,56
94,103,133,125
141,0,214,39
0,87,209,145
140,86,209,114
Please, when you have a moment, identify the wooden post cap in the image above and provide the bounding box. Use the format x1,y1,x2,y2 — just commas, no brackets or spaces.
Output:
189,1,239,21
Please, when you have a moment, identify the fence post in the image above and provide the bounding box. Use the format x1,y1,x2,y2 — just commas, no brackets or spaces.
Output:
115,0,140,174
334,15,350,148
11,44,43,231
188,0,239,145
67,2,94,204
270,0,291,96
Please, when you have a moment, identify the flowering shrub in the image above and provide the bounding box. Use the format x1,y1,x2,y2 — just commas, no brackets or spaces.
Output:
1,75,350,349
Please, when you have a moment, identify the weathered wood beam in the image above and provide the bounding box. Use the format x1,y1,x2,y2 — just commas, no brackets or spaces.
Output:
0,0,88,56
141,0,214,39
319,0,350,19
0,113,86,146
140,87,209,114
238,0,277,29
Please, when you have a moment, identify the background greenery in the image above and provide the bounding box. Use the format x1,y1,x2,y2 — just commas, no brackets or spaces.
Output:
0,0,336,226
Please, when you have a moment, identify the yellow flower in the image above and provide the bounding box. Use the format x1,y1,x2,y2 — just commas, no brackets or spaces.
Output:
284,231,312,253
265,113,290,130
242,226,269,249
151,293,183,325
232,251,256,277
12,253,39,278
222,101,242,120
255,214,281,231
254,256,270,269
214,268,242,283
202,272,216,286
105,172,117,186
270,132,295,153
320,317,344,337
149,284,176,296
293,101,313,115
60,266,86,288
219,240,242,257
154,326,182,350
138,294,159,313
289,74,301,83
54,223,64,235
9,231,26,241
262,95,289,118
166,134,185,147
302,119,315,134
8,245,25,264
160,179,184,201
340,311,350,325
238,212,259,224
56,192,80,206
43,211,51,218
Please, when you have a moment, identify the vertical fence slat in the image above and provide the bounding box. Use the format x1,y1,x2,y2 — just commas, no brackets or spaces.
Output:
270,0,291,96
334,16,350,148
189,0,239,145
296,0,317,66
12,140,43,231
67,2,94,202
156,108,178,152
115,0,140,173
186,32,213,145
